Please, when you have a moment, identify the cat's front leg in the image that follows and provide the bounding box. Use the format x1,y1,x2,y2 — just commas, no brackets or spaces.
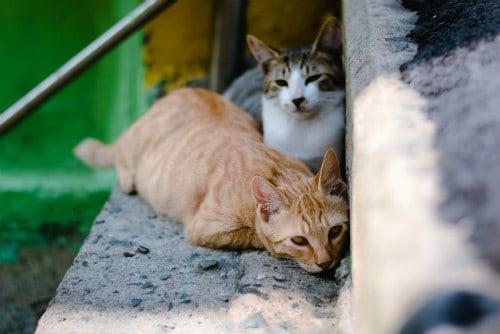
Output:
115,158,136,194
184,216,263,250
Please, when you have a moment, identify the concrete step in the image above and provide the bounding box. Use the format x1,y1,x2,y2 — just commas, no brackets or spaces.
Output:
35,188,352,334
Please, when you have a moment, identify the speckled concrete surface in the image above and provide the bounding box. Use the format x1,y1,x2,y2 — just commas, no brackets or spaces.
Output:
35,187,351,334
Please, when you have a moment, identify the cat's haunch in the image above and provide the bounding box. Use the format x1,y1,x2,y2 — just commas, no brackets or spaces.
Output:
75,88,349,273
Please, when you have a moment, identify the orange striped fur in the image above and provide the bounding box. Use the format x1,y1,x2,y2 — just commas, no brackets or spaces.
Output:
74,88,349,273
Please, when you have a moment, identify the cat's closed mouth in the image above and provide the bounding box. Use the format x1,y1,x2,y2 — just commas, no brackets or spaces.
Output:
295,107,313,114
291,107,319,119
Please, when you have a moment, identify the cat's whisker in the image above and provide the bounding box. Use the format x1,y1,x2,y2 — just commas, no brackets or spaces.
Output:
279,259,302,269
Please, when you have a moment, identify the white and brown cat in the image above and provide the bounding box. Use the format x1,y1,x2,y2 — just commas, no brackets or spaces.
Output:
74,88,348,273
224,17,345,173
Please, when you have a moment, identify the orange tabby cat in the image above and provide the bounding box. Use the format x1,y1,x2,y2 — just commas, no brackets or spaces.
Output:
74,88,348,273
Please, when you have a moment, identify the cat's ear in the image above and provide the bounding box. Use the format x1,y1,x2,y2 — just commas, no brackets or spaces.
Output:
247,35,279,66
252,176,288,222
312,17,342,55
315,148,346,197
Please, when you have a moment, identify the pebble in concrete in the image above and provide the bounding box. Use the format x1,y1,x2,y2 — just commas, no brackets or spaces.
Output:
240,312,267,329
131,299,142,307
198,259,219,270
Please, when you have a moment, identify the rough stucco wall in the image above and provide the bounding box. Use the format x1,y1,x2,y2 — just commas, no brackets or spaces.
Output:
344,0,500,332
400,0,500,273
144,0,339,90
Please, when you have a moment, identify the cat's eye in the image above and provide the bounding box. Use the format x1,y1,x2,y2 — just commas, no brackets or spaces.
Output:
328,225,343,240
275,79,288,87
305,74,322,85
291,236,309,246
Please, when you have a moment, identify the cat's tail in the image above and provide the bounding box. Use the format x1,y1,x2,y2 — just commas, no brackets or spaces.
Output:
73,138,115,168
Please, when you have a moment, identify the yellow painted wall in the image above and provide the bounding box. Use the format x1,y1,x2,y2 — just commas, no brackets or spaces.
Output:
246,0,339,50
143,0,215,88
144,0,340,90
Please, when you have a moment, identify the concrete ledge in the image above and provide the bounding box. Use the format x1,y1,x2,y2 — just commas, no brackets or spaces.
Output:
35,187,352,334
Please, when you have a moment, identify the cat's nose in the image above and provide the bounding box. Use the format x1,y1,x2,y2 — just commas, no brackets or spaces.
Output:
317,260,333,271
292,97,305,109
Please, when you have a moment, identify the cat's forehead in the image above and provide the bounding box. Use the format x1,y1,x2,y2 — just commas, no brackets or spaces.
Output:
281,196,347,240
281,47,309,67
290,188,348,223
266,48,336,79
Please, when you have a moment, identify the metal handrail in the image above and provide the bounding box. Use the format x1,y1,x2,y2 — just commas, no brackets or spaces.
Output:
0,0,176,135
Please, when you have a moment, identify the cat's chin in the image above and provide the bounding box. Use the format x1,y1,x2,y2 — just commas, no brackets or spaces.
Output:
288,107,320,120
298,262,335,274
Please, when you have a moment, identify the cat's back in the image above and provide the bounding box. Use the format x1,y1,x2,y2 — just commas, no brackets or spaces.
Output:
143,88,258,135
149,88,263,160
117,88,260,154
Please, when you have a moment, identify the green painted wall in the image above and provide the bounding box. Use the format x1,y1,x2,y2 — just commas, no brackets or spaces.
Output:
0,0,146,261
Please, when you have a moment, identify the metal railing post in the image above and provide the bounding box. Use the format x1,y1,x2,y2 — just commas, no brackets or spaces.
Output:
209,0,247,93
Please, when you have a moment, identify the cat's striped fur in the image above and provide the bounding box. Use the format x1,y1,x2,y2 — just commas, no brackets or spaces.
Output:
74,88,349,273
